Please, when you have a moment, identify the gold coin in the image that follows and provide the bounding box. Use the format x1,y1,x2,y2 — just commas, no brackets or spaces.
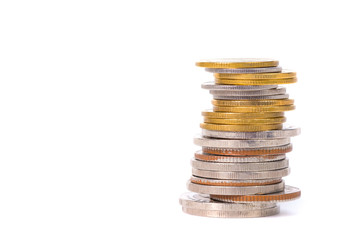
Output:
212,99,294,107
214,70,296,79
203,117,286,125
200,123,283,132
215,78,297,85
195,58,278,69
213,105,295,113
202,110,284,119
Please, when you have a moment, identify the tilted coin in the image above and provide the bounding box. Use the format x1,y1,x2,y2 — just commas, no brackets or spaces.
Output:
215,78,297,85
202,110,284,119
205,66,282,74
212,99,294,107
214,70,296,79
190,158,289,171
201,126,301,139
210,185,301,203
194,136,290,148
201,82,277,90
190,176,282,186
213,94,290,100
187,180,285,195
210,87,286,96
200,123,283,132
194,151,286,163
192,168,290,180
202,144,293,156
213,105,295,113
196,58,279,69
203,117,286,125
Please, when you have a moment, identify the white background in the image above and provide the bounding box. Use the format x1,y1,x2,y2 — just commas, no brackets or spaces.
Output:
0,0,359,239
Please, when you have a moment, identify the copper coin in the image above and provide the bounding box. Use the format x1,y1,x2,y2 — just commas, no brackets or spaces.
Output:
202,144,292,156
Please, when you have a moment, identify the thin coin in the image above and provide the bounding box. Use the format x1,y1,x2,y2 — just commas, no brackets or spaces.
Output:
200,123,283,132
215,78,297,85
205,66,282,74
213,94,289,100
202,110,284,119
192,168,290,180
212,99,294,107
181,206,280,218
187,180,285,195
201,82,277,90
213,105,295,112
214,70,296,80
194,136,290,148
210,185,301,203
202,144,293,156
203,117,286,125
201,126,301,139
210,87,286,96
190,158,289,171
190,176,282,187
196,58,279,68
194,151,286,163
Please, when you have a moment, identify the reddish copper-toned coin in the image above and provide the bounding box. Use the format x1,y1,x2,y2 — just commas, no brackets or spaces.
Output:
190,176,282,187
194,151,286,162
210,185,301,203
202,144,292,156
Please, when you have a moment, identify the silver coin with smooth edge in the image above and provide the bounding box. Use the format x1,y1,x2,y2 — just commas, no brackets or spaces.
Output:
194,136,290,148
205,67,282,74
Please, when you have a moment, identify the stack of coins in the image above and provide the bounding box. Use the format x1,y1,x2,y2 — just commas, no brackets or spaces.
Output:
179,59,301,218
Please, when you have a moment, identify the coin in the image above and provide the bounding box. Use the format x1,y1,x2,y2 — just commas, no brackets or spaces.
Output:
190,176,282,186
213,94,290,100
202,144,293,156
201,82,277,90
191,158,289,171
203,117,286,125
181,206,280,218
212,99,294,107
187,180,285,195
202,110,284,119
196,58,279,68
215,78,297,85
210,185,301,203
205,67,282,74
201,126,301,139
200,123,283,132
210,87,286,96
192,168,290,180
213,105,295,113
194,136,290,148
214,70,296,80
194,151,286,163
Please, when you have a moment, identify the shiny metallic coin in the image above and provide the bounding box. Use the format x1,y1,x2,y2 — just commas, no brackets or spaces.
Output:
196,58,279,69
194,151,286,163
214,70,296,80
190,176,282,186
192,167,290,180
202,126,301,139
187,180,285,195
202,144,292,156
210,87,286,96
191,158,289,171
194,136,290,148
202,82,277,91
213,94,289,100
205,67,282,74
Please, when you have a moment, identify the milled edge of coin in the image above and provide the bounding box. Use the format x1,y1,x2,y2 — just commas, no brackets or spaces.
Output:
190,176,283,186
201,82,277,90
205,66,283,73
212,105,295,113
192,167,290,180
213,94,290,100
194,136,290,148
200,123,283,132
214,70,296,79
203,116,286,125
215,78,297,86
190,158,289,171
210,87,286,96
212,99,294,107
202,110,285,119
202,144,292,156
196,58,279,69
194,151,286,162
201,127,301,139
187,180,285,195
179,192,277,211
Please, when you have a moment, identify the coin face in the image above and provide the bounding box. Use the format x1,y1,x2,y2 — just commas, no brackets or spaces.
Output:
196,58,279,68
205,66,282,74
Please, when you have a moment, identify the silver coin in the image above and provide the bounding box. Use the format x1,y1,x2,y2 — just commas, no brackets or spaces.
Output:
194,136,290,148
202,126,301,139
195,151,286,163
187,180,284,195
213,94,289,100
202,82,277,91
192,167,290,180
210,87,286,96
190,176,282,185
205,67,282,74
179,192,276,211
191,158,289,171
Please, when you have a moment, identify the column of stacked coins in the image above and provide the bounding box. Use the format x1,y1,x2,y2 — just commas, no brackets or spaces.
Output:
179,59,301,218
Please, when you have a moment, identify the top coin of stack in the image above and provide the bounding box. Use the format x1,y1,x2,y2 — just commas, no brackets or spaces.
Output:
179,58,301,218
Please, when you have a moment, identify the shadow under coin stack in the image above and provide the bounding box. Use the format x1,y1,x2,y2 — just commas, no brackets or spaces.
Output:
179,59,301,218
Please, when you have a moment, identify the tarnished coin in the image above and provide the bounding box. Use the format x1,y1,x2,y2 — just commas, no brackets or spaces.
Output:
210,87,286,96
201,82,277,90
201,126,301,139
192,167,290,180
190,176,282,186
179,192,277,210
196,58,279,68
213,105,295,113
211,185,301,203
213,94,290,100
194,151,286,163
214,70,296,79
212,99,294,107
200,123,283,132
202,110,284,119
203,117,286,125
187,180,285,195
191,158,289,171
215,78,297,85
202,144,293,156
194,136,290,148
205,67,282,74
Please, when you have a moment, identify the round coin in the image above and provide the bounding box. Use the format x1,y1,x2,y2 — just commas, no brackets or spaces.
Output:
196,58,279,69
203,117,286,125
194,136,290,148
212,99,294,107
214,70,296,80
213,94,290,100
205,67,282,74
202,144,293,156
210,87,286,96
192,168,290,180
215,78,297,85
201,82,277,90
213,105,295,113
190,176,283,186
200,123,283,132
202,110,284,119
194,151,286,163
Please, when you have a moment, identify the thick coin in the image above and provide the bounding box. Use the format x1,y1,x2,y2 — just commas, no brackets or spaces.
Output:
194,136,290,148
213,94,290,100
179,192,277,210
187,180,285,195
201,126,301,139
211,185,301,203
214,70,296,79
205,67,282,74
202,110,284,119
215,78,297,85
210,87,286,96
200,123,283,132
191,158,289,171
181,205,280,218
190,176,282,186
202,144,293,156
201,82,277,90
212,99,294,107
194,151,286,163
196,58,279,69
213,105,295,113
192,168,290,180
203,117,286,125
